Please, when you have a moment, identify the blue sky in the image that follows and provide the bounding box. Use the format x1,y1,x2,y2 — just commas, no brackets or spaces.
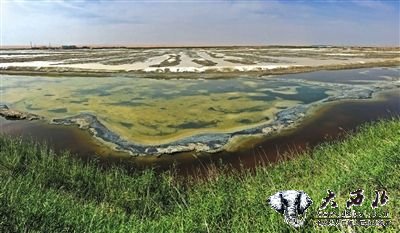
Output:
1,0,399,46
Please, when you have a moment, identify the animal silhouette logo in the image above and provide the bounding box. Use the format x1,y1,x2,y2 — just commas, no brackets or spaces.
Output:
268,190,313,228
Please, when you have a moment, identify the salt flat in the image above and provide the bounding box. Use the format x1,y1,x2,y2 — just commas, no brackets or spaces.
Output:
1,46,398,75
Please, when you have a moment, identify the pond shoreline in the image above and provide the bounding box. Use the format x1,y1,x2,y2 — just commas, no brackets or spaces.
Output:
2,75,398,156
1,89,399,176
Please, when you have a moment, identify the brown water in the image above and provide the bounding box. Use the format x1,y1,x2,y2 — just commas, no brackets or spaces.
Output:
1,89,399,176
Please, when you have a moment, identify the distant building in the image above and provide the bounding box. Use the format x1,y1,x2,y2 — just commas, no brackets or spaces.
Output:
61,45,78,49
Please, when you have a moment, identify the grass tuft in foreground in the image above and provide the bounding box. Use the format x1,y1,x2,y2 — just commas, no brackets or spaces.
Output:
0,119,399,232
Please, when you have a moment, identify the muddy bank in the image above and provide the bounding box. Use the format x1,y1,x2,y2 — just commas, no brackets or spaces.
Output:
0,104,41,120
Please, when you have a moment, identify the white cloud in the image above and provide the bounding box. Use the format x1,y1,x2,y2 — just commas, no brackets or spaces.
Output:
352,0,392,11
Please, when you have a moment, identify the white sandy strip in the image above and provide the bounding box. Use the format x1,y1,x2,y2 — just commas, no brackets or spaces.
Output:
269,56,380,66
54,54,171,71
325,53,363,56
0,54,170,71
0,61,58,68
178,52,203,68
0,54,48,58
0,56,390,73
196,51,238,66
0,59,358,73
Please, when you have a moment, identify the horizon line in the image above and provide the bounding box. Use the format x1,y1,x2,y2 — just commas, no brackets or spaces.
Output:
1,43,400,49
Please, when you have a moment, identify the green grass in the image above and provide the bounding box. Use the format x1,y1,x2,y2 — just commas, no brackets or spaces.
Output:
0,119,399,232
